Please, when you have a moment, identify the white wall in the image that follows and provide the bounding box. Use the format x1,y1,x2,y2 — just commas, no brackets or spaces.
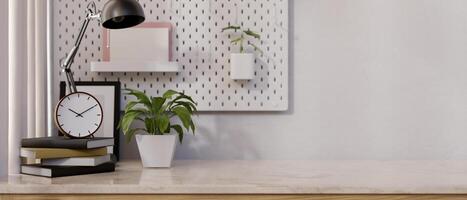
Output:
1,0,9,176
170,0,467,160
120,0,467,160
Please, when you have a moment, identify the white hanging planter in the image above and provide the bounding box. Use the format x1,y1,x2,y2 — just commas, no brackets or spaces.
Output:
136,134,177,168
230,53,255,80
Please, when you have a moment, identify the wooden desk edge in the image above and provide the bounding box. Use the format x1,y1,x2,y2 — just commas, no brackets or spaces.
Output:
3,194,467,200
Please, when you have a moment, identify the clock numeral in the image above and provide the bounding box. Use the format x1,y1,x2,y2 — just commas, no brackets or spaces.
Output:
97,114,101,116
87,97,90,100
94,123,99,126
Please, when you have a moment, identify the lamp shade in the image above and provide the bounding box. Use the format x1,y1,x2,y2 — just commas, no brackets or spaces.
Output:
101,0,145,29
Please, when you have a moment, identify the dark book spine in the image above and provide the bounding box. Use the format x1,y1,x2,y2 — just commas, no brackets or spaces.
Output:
21,139,87,149
51,163,115,178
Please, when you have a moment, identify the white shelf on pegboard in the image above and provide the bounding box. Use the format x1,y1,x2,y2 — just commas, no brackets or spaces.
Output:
90,61,180,72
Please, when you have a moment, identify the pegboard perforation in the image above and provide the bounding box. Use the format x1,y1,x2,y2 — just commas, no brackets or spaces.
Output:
54,0,288,111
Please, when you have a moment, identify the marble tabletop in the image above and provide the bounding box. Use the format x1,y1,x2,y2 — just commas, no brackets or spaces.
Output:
2,160,467,194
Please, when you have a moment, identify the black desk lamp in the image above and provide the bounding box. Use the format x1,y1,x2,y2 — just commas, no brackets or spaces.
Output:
61,0,145,93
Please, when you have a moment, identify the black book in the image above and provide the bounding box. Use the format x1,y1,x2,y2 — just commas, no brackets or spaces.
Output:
21,136,114,149
21,162,115,178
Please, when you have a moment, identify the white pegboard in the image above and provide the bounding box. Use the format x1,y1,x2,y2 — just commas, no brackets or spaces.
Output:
53,0,288,111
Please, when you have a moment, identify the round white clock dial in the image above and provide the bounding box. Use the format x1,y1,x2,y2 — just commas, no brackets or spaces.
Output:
55,92,103,138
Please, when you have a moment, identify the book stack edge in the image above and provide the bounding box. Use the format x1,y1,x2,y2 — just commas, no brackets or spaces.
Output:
20,136,115,178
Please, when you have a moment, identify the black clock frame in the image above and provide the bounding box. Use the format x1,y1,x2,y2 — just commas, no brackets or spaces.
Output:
55,91,104,139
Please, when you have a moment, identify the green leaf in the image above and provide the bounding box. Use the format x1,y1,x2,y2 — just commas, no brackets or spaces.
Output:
124,101,139,112
163,90,178,99
187,101,198,112
158,114,170,133
249,43,263,55
144,118,155,134
172,102,195,114
164,122,172,133
244,29,261,39
171,125,184,144
129,108,150,114
222,25,241,32
120,110,144,133
190,120,196,135
151,97,166,114
172,106,192,131
231,37,243,44
173,93,197,104
125,89,152,109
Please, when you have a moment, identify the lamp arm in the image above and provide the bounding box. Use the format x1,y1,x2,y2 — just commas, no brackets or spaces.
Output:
61,2,100,94
61,18,90,94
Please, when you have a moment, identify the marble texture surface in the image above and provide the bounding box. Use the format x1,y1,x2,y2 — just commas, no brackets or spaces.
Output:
2,160,467,194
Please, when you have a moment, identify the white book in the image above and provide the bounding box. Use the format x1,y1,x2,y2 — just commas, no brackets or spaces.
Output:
41,155,112,167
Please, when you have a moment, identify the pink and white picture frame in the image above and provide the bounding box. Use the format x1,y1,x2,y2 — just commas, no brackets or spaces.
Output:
102,22,173,62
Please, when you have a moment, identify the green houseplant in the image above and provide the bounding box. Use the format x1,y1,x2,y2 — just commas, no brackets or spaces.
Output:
222,25,262,54
222,25,262,80
119,89,197,167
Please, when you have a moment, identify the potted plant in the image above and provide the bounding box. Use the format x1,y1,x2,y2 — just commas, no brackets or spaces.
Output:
119,89,197,168
222,25,262,80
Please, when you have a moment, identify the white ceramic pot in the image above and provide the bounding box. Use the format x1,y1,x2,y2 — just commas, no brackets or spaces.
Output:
136,134,177,168
230,53,255,80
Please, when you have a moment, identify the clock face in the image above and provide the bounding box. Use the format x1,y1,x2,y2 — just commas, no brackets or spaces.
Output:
55,92,103,138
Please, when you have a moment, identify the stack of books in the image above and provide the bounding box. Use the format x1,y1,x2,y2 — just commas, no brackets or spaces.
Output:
20,136,115,178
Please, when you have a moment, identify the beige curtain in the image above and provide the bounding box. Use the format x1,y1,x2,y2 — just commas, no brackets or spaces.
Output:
0,0,8,177
27,0,47,139
9,0,48,174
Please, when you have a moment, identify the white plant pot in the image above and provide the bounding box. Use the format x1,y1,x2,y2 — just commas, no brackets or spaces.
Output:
136,134,177,168
230,53,255,80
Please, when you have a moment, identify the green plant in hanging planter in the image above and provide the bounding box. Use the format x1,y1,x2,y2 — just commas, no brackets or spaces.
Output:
222,25,262,54
118,89,197,143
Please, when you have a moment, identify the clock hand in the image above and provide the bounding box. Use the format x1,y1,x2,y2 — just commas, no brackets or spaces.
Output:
78,104,98,116
68,108,84,118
